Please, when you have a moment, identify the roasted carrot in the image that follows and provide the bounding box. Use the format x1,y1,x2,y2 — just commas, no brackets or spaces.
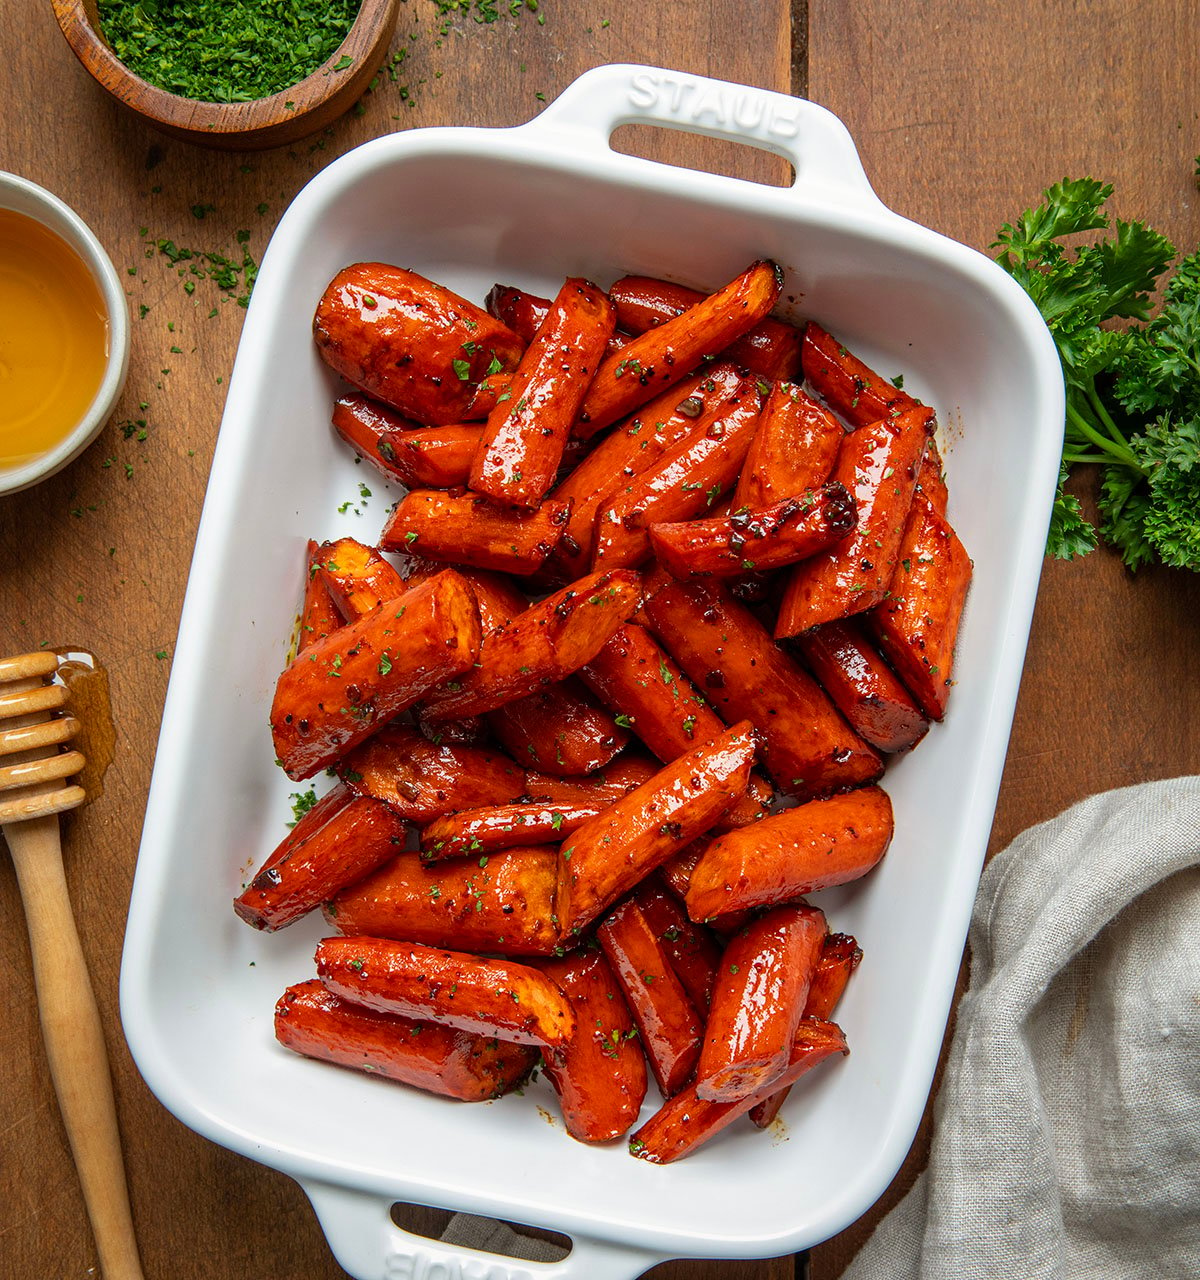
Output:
488,679,629,776
796,617,930,753
316,537,407,620
733,381,844,509
380,488,569,576
694,904,826,1101
686,786,894,921
577,623,772,828
317,937,576,1048
592,379,762,569
649,483,856,578
234,783,407,931
634,878,722,1012
299,538,344,655
274,980,537,1101
598,898,704,1097
419,800,605,861
574,261,783,438
420,569,641,721
629,1018,848,1163
314,264,525,426
470,278,615,509
485,284,630,356
548,364,743,578
868,491,972,720
803,933,863,1020
332,393,482,488
774,406,933,636
915,438,948,517
324,846,559,956
641,570,882,799
555,722,756,936
521,753,660,806
608,274,803,381
463,371,514,420
537,950,648,1142
801,321,919,430
748,932,862,1128
337,725,526,822
270,570,481,780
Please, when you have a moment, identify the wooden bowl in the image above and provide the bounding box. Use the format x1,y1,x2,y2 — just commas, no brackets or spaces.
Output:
51,0,400,151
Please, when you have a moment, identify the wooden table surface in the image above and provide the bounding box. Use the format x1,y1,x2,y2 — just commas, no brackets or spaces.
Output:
2,2,1197,1277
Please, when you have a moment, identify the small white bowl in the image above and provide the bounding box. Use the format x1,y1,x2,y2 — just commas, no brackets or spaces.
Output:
0,172,131,496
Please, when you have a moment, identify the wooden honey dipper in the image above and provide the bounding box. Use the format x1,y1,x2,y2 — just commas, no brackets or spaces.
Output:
0,652,145,1280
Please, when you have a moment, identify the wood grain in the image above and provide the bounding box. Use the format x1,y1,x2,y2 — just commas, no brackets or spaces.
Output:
806,2,1200,1276
0,3,793,1279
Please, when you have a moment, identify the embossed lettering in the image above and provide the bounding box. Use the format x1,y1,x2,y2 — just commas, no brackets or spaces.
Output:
690,86,729,127
732,93,766,131
628,71,659,110
766,105,801,139
384,1249,535,1280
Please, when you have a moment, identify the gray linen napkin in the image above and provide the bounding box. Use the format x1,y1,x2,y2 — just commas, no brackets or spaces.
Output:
845,777,1200,1280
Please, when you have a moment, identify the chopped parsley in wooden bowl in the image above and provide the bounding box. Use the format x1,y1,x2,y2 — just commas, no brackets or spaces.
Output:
51,0,398,151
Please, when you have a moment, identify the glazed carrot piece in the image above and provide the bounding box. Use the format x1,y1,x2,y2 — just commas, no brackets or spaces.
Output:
270,570,481,780
316,937,576,1048
915,438,948,517
316,537,406,620
868,492,972,720
734,381,844,509
556,722,756,937
633,878,722,1012
804,933,863,1020
774,406,933,637
608,274,803,381
695,904,826,1101
642,570,882,799
538,950,648,1142
488,679,629,776
332,394,482,488
747,932,862,1128
649,483,857,578
598,898,704,1097
419,801,605,861
486,283,552,343
380,489,569,576
659,844,755,936
521,752,660,806
420,570,642,721
314,264,525,426
686,786,894,921
462,371,514,420
549,364,744,578
629,1019,848,1163
404,558,527,631
796,617,930,753
801,321,919,430
486,283,632,355
577,624,772,829
337,725,526,822
324,846,559,956
233,783,407,932
593,379,763,569
470,278,616,509
299,538,344,655
574,261,783,438
275,980,537,1101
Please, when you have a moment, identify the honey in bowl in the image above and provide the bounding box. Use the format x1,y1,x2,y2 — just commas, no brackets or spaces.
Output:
0,207,110,470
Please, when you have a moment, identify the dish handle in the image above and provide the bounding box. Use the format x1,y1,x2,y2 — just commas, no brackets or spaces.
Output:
525,62,883,211
302,1179,664,1280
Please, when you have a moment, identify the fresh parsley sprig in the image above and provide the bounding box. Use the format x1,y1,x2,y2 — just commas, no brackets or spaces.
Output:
993,175,1200,570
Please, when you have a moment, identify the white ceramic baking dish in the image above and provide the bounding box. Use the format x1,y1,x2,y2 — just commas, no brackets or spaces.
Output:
122,64,1063,1280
